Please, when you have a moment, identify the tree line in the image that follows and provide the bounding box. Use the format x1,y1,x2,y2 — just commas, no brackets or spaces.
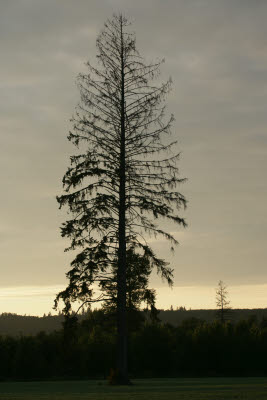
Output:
1,310,267,380
2,307,267,336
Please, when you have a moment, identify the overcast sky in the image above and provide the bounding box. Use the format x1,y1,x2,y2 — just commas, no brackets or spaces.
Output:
1,0,267,315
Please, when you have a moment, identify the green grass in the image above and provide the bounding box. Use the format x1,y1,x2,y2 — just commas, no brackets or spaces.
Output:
0,378,267,400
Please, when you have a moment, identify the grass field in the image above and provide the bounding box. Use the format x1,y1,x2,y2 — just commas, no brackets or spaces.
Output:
0,377,267,400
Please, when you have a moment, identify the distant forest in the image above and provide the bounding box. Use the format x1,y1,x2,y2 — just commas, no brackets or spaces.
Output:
1,308,267,380
1,308,267,336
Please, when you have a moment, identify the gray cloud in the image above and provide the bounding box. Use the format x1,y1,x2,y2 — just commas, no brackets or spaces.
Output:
0,1,266,303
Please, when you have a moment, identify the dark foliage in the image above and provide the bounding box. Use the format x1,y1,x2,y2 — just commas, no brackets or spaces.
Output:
1,311,267,380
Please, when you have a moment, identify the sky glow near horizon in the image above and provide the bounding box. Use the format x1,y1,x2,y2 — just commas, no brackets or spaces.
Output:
0,0,267,315
1,284,267,316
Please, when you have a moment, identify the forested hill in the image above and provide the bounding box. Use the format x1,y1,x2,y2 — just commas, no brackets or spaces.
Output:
1,308,267,336
0,313,65,336
158,308,267,325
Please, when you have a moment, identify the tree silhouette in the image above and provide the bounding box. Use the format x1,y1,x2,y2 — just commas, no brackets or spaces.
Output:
216,280,231,323
55,14,186,383
101,247,156,312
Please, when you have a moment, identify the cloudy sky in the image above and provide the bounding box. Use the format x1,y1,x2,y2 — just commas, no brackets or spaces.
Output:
1,0,267,315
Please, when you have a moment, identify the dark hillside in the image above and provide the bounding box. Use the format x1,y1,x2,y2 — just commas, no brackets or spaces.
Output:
158,308,267,326
1,308,267,336
0,313,64,336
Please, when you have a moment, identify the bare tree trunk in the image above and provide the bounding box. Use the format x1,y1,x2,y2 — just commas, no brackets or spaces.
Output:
116,15,129,384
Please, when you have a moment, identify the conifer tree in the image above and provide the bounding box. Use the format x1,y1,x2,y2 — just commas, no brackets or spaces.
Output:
55,14,187,384
216,280,231,323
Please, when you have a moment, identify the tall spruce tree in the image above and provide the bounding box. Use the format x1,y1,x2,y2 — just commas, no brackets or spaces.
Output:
55,14,187,383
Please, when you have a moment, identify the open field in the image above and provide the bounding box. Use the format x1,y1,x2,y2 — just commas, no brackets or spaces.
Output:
0,378,267,400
